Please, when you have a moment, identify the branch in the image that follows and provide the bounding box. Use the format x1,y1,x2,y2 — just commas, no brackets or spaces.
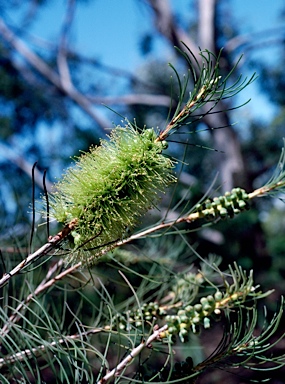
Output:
147,0,248,192
0,219,78,288
0,17,110,133
2,138,284,288
97,324,168,384
87,93,172,107
198,0,217,53
0,327,104,369
0,259,63,337
225,27,285,54
57,0,76,91
0,176,282,288
148,0,200,65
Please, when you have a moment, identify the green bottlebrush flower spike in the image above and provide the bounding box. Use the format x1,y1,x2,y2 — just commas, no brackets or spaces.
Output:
49,124,175,265
46,48,253,267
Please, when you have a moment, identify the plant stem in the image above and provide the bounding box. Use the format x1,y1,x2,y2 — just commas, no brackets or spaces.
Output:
1,179,283,288
0,327,104,369
97,324,168,384
0,219,77,288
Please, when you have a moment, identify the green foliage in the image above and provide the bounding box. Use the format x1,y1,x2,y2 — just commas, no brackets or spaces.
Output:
158,46,256,141
1,46,285,384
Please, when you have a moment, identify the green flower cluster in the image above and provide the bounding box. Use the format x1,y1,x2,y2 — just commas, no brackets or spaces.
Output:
115,302,167,330
165,292,223,342
196,188,250,220
114,294,223,342
49,125,175,265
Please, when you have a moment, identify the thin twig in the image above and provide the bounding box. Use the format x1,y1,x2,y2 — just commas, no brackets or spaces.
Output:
57,0,76,90
87,93,172,107
248,180,285,199
0,327,104,369
155,84,210,142
97,324,168,384
0,182,278,289
0,219,78,288
0,259,64,337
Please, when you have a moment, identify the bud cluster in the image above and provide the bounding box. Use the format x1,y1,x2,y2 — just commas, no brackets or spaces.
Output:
112,285,257,343
195,188,250,221
165,292,223,342
115,302,167,331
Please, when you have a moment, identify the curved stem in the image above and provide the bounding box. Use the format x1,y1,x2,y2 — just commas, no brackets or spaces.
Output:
0,219,78,288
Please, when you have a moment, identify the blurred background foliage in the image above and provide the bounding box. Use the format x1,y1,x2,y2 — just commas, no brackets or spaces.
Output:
1,0,285,382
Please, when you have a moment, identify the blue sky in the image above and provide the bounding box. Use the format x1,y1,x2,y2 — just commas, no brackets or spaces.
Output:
8,0,285,124
232,0,284,33
14,0,283,65
27,0,284,64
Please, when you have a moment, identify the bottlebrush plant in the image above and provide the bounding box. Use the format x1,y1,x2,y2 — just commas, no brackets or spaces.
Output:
0,46,285,383
48,126,175,266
